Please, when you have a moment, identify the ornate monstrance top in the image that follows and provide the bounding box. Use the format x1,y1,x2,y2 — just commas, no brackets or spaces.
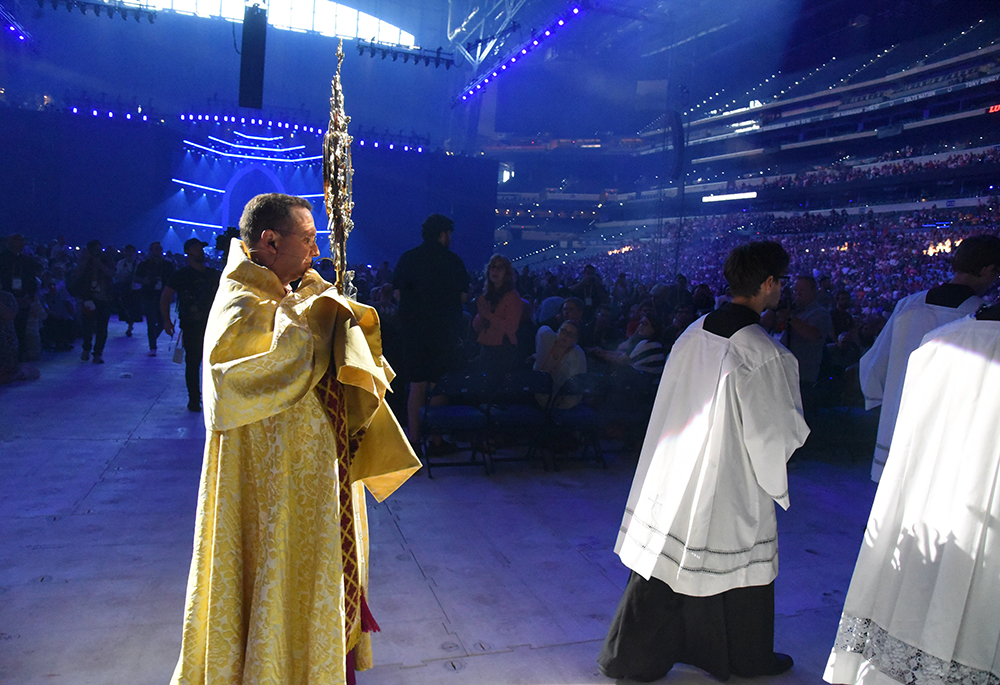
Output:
323,40,355,297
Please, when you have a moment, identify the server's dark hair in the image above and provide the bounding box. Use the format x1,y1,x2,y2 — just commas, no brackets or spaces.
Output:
724,241,790,298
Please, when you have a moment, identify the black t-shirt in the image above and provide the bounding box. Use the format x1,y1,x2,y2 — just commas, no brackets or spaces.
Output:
392,240,468,332
135,258,175,298
167,266,221,329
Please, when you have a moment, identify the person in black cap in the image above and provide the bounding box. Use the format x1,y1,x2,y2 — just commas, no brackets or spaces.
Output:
391,213,469,453
161,238,221,411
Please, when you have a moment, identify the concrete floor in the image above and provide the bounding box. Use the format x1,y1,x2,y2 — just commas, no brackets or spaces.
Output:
0,319,880,685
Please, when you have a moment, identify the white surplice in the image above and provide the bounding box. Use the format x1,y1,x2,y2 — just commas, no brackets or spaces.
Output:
825,315,1000,685
859,290,981,482
615,318,809,597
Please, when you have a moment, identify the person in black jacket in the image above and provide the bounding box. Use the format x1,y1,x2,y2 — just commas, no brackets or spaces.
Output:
392,214,468,453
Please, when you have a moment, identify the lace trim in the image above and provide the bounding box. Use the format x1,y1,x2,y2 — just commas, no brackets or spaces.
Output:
834,614,1000,685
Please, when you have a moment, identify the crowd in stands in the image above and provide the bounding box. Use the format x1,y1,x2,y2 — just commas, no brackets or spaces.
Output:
4,197,998,421
742,145,1000,192
363,199,997,411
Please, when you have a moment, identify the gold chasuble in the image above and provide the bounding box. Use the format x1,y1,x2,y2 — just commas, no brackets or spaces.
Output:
170,240,420,685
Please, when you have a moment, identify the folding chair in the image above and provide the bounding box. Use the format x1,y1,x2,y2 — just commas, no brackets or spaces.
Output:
419,370,491,477
548,371,608,469
599,368,660,455
483,368,552,472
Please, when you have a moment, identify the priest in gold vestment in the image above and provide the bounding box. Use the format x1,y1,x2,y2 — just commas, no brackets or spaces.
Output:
170,193,421,685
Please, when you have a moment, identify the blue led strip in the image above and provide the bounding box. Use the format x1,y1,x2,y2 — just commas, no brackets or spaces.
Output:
207,136,306,153
1,5,31,43
234,131,287,141
180,116,322,135
167,218,224,229
183,140,322,163
172,179,226,193
454,5,583,106
299,193,325,198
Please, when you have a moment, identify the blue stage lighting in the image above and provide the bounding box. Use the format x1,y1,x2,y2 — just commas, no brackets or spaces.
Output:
172,179,226,193
167,217,223,229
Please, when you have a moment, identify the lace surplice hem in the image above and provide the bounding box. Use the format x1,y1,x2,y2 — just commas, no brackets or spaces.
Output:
833,614,1000,685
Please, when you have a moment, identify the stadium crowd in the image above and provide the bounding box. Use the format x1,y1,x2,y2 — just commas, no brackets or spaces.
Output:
4,197,999,420
744,145,1000,191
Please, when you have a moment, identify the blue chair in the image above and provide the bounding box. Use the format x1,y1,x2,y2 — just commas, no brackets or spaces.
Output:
548,372,608,469
483,368,552,472
419,371,491,477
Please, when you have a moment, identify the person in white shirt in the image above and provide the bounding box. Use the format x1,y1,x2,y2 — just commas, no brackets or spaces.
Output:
825,303,1000,685
599,241,809,682
859,234,1000,481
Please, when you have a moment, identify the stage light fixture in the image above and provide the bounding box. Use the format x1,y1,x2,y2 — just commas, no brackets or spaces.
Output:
93,4,101,15
133,9,140,21
78,2,85,13
65,1,73,12
148,11,154,23
368,46,375,57
391,50,397,61
380,49,387,59
357,43,364,56
402,54,409,63
121,8,127,19
107,7,114,18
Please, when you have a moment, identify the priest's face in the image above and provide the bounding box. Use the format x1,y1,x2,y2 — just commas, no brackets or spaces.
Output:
271,207,320,285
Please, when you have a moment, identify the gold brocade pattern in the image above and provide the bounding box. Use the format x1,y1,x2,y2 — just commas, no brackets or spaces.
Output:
170,241,420,685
